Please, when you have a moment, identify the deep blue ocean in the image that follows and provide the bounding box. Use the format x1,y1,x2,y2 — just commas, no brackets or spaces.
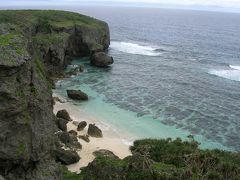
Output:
55,7,240,151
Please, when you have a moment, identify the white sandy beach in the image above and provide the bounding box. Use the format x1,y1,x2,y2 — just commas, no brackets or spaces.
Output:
53,93,132,173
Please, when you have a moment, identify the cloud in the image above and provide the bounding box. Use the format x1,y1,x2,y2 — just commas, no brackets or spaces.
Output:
1,0,240,9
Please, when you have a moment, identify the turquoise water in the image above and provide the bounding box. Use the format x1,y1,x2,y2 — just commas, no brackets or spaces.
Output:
55,58,232,151
55,7,240,151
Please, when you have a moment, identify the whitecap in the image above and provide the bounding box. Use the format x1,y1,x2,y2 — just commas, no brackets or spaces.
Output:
110,41,162,56
209,69,240,82
229,65,240,71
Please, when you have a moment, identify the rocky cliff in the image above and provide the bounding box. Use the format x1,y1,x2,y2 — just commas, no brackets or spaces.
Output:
0,10,111,180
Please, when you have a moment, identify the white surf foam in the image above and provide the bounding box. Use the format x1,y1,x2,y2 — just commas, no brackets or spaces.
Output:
121,139,134,146
110,41,162,56
229,65,240,71
209,69,240,82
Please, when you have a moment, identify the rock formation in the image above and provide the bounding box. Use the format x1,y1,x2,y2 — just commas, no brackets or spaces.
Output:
68,130,78,136
90,52,114,67
77,121,87,131
56,109,72,121
58,132,82,150
66,64,84,76
56,118,68,131
67,89,88,101
54,149,80,165
0,10,111,179
87,124,103,138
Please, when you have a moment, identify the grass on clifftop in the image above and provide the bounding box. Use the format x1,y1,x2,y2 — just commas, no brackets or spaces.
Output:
0,33,29,67
33,32,69,47
0,33,26,54
0,10,106,30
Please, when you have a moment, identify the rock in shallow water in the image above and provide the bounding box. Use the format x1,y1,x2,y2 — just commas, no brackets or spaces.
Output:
87,124,103,138
67,89,88,101
90,52,114,67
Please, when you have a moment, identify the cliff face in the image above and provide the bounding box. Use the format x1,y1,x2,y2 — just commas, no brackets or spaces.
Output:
0,10,110,180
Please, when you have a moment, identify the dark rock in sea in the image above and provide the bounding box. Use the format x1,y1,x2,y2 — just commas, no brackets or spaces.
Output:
54,148,80,165
79,135,90,143
87,124,103,138
90,52,114,67
93,149,119,159
56,118,68,131
77,121,87,131
56,109,72,121
69,130,78,136
58,132,82,150
67,90,88,101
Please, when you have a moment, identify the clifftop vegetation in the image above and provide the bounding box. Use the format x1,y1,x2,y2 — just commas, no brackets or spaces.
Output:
0,10,107,30
64,138,240,179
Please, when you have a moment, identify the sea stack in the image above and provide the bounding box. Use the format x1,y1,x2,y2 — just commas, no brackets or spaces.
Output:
90,52,114,67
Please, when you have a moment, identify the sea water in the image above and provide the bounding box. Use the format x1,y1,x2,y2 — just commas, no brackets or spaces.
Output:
55,7,240,151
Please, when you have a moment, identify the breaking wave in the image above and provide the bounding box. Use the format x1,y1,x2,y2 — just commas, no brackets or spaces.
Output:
110,41,163,56
209,65,240,82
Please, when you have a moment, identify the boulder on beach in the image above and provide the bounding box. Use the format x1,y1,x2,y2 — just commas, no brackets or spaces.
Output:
56,109,72,121
56,118,68,131
67,89,88,101
79,135,90,143
58,132,82,150
69,130,78,136
90,52,114,67
54,148,80,165
77,121,87,131
93,149,119,159
87,124,103,138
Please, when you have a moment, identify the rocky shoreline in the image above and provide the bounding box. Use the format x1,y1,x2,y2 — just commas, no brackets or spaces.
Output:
53,95,132,173
1,10,240,180
0,10,114,179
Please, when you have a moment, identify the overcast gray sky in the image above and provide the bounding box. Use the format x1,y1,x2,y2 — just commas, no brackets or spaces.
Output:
1,0,240,12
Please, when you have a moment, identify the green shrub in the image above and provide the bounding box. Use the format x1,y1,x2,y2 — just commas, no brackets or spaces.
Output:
79,138,240,179
62,166,82,180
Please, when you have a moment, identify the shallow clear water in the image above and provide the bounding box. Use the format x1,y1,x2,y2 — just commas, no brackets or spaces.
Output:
56,7,240,151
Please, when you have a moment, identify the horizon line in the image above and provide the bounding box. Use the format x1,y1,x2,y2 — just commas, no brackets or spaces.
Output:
1,3,240,14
